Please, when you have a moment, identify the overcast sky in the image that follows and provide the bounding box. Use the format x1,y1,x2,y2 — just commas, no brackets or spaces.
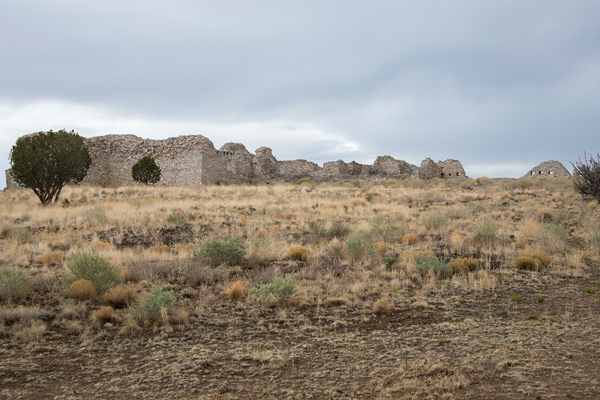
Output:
1,1,599,188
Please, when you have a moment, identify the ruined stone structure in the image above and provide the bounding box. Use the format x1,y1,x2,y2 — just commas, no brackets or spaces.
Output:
523,160,571,179
5,134,467,188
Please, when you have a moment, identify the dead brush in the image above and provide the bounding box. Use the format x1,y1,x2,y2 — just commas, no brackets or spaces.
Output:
224,280,245,299
93,306,115,325
373,297,394,314
70,279,98,300
373,241,388,253
515,249,550,271
402,233,418,245
102,283,138,308
287,245,310,261
450,257,478,273
39,253,64,266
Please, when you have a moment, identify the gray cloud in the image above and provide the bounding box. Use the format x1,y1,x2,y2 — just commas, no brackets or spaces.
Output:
1,0,599,188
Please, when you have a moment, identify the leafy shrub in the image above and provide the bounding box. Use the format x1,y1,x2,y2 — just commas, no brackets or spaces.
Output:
287,245,310,261
421,211,446,230
67,252,120,294
250,275,297,301
70,279,98,300
344,232,375,261
473,221,498,247
102,283,138,308
0,268,34,301
191,237,246,266
413,254,450,277
224,280,245,299
131,155,161,185
214,180,230,186
402,233,418,245
131,285,178,326
383,257,397,270
450,257,478,273
296,177,316,185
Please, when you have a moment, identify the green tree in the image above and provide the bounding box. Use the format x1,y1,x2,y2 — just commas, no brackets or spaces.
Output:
9,130,91,205
131,156,161,185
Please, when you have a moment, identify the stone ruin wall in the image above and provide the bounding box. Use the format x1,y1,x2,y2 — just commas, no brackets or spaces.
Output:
523,160,571,179
5,134,468,188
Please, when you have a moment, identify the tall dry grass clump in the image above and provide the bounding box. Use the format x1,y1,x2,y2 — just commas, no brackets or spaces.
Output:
102,283,138,308
287,245,310,260
514,249,551,271
224,280,245,299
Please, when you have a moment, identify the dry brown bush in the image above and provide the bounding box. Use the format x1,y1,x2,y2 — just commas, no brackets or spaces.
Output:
93,306,115,324
450,257,478,273
39,253,63,266
70,279,97,300
102,284,138,308
149,244,169,253
287,245,309,261
373,241,388,253
92,241,111,251
224,280,245,299
373,298,394,313
402,233,418,245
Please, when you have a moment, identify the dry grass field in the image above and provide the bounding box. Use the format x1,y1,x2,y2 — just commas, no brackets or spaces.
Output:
1,177,600,399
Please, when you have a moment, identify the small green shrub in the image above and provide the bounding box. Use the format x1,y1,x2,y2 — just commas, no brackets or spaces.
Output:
370,215,404,241
421,211,446,230
473,220,498,247
250,275,297,301
131,285,178,325
166,213,185,224
511,294,523,303
0,268,34,301
191,237,246,266
537,296,545,303
344,232,375,261
296,177,316,185
383,257,397,270
311,220,351,240
67,252,120,294
214,180,230,186
413,254,450,277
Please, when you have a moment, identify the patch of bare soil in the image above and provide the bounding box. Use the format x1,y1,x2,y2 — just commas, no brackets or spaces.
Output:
2,267,599,400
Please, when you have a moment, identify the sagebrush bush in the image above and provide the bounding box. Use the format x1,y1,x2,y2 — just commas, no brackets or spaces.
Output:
402,233,418,245
473,221,498,247
535,224,568,254
344,232,375,261
70,279,98,300
310,220,351,240
450,257,478,273
370,215,404,241
296,177,316,185
250,275,297,301
287,245,309,261
67,252,120,294
0,268,34,301
191,237,246,266
224,280,245,299
413,254,450,277
131,285,178,326
102,283,138,308
421,211,446,230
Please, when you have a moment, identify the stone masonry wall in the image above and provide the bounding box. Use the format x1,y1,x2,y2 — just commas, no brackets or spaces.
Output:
4,133,469,188
523,160,571,178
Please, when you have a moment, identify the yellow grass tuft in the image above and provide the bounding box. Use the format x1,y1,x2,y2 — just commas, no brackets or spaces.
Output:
70,279,97,300
402,233,419,245
224,280,245,299
287,245,310,261
149,244,170,253
373,298,394,314
352,198,368,207
92,241,111,251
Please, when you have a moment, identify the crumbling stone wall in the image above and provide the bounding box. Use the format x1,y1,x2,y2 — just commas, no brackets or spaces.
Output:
438,160,466,179
523,160,571,178
4,133,468,188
